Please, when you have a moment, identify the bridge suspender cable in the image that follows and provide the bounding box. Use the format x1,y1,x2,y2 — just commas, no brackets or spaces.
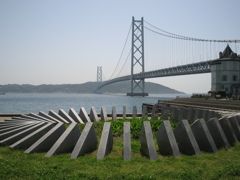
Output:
108,23,132,80
144,20,240,43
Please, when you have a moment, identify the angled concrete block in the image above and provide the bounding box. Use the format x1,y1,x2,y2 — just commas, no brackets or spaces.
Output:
160,106,170,120
0,124,20,131
132,106,137,118
122,106,127,119
10,123,55,149
49,110,69,124
68,108,84,124
24,123,66,153
170,106,180,122
206,110,213,121
194,109,200,120
206,118,230,149
2,119,26,123
156,120,181,157
186,108,192,121
19,114,41,122
188,108,198,123
219,117,238,146
11,116,34,121
0,122,39,140
123,122,131,160
97,122,113,160
71,122,98,159
112,106,117,121
196,109,204,119
28,113,55,123
100,106,107,121
39,111,62,123
79,107,91,123
142,105,148,119
178,107,188,122
140,121,157,160
229,116,240,141
89,107,99,122
201,110,207,121
0,122,46,145
211,111,220,119
0,123,30,134
235,115,240,125
0,121,32,126
174,120,201,155
151,105,158,120
46,122,81,157
58,109,75,123
191,119,218,153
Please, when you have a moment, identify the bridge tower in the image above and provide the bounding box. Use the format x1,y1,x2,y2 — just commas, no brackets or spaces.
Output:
97,66,102,82
127,17,148,96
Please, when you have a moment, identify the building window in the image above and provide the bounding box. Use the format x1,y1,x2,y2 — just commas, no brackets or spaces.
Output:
233,75,237,81
222,75,228,81
221,85,224,89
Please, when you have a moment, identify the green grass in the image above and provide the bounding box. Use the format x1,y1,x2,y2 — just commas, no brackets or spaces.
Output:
0,119,240,179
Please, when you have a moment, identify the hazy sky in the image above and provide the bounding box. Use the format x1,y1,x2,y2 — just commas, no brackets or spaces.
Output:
1,0,240,94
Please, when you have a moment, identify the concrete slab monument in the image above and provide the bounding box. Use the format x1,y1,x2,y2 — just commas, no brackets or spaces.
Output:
45,122,80,157
68,108,84,124
123,122,131,160
219,117,238,146
24,123,66,153
140,121,157,160
10,123,55,149
49,110,69,124
100,107,107,121
132,106,137,118
174,120,201,155
79,107,91,123
156,120,181,157
142,105,148,119
122,106,127,119
71,122,98,159
0,122,46,145
39,111,62,123
151,105,158,120
97,122,113,160
191,119,218,153
206,118,230,149
229,116,240,141
58,109,75,123
89,107,99,122
112,106,117,121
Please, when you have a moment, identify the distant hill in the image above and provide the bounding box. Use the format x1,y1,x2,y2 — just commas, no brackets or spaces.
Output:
0,81,184,94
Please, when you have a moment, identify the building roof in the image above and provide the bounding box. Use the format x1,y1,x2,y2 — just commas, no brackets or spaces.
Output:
219,44,239,59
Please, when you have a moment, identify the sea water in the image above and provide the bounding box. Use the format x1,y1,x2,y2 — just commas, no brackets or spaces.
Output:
0,93,190,114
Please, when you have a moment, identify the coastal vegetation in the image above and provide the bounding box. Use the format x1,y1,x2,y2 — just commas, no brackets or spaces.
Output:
0,119,239,179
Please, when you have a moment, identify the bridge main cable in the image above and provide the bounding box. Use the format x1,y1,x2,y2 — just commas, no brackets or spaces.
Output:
144,20,240,43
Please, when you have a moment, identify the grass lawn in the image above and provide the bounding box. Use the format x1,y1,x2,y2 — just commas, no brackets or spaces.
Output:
0,119,239,179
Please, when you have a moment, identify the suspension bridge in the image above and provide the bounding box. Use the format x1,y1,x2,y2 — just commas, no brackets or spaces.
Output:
95,17,240,96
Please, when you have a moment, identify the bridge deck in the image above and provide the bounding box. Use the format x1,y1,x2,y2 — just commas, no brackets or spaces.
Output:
95,60,212,92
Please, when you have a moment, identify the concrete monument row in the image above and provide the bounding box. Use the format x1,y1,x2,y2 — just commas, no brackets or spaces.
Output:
0,104,239,161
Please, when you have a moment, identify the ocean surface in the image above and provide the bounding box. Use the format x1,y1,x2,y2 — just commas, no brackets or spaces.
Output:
0,93,190,114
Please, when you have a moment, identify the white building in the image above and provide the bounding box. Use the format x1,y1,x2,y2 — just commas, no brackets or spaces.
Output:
211,45,240,97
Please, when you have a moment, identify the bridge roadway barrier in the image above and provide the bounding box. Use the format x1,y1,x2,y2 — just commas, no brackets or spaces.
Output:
0,104,239,160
